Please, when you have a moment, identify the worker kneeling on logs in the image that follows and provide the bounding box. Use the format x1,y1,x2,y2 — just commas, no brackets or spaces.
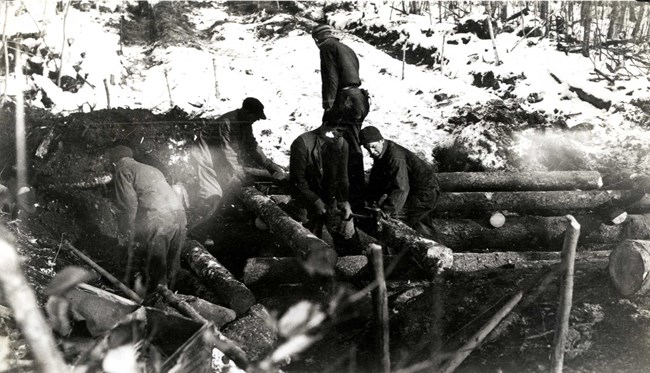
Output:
289,119,360,254
360,126,441,239
108,146,187,298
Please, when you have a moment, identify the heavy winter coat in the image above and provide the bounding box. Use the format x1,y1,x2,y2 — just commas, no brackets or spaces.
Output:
318,37,361,110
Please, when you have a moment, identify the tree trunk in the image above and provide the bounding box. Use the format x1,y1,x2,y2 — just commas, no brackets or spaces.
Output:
582,1,592,57
632,4,645,39
436,171,602,192
609,239,650,297
500,3,508,22
607,1,619,39
236,186,338,277
376,217,454,273
435,190,644,217
242,251,611,286
629,2,637,23
617,1,628,38
182,240,256,316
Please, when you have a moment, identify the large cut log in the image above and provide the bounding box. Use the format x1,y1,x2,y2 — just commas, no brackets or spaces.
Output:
236,186,338,277
432,214,626,251
221,304,278,363
242,251,610,286
608,240,650,297
376,217,454,274
435,190,650,217
436,171,602,192
182,240,255,316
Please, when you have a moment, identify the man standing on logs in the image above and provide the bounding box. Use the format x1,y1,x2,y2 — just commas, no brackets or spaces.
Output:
190,97,287,236
109,146,187,297
312,24,370,212
360,126,441,238
289,120,359,254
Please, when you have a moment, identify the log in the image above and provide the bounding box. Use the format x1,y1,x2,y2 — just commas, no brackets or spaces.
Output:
236,186,338,277
608,239,650,297
436,171,603,192
435,190,650,217
432,214,624,251
0,228,69,373
221,304,278,363
551,216,581,373
242,251,611,286
181,240,255,316
174,294,236,328
376,217,454,274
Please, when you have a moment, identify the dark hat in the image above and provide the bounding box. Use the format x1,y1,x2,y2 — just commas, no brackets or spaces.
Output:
359,126,384,146
312,24,333,39
241,97,266,120
109,145,133,163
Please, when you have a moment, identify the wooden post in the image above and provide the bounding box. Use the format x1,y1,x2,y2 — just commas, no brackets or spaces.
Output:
0,228,69,373
163,68,173,107
2,0,8,104
15,44,28,205
401,38,407,80
212,58,220,99
439,286,524,373
103,78,111,109
370,244,390,373
486,14,502,65
440,32,446,75
438,1,442,23
551,215,581,373
63,241,143,304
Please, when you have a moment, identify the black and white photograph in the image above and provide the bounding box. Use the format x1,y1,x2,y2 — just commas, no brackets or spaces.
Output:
0,0,649,372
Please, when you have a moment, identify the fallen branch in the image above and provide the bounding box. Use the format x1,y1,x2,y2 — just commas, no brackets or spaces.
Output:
156,284,208,324
63,240,143,304
549,72,612,110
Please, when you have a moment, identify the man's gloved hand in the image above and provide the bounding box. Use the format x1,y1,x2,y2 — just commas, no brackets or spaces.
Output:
338,201,352,220
313,198,327,216
267,162,288,181
631,174,650,194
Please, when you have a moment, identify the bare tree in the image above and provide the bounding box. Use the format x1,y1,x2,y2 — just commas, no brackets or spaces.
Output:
582,1,593,57
632,3,645,39
607,1,619,39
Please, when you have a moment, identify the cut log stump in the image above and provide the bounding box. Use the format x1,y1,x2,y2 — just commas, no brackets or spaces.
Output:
182,240,255,316
609,239,650,297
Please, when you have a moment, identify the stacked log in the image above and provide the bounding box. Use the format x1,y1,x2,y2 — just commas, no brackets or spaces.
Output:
609,240,650,297
436,171,602,192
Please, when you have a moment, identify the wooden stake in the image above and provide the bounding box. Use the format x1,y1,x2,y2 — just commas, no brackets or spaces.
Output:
212,58,220,99
401,38,407,80
551,215,581,373
0,228,69,372
370,244,390,373
438,1,442,23
486,14,502,65
103,78,111,109
440,32,447,75
15,44,28,206
163,68,173,107
439,288,523,373
63,241,143,304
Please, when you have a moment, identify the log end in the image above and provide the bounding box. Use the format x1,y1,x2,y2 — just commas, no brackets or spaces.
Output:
489,212,506,228
609,240,650,297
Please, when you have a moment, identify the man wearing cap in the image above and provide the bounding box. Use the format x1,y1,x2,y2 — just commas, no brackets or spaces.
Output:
312,24,370,212
360,126,440,238
109,145,187,296
190,97,286,235
289,120,359,255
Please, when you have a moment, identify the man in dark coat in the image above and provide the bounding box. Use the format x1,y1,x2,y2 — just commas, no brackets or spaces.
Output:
289,120,357,253
190,97,286,234
360,126,440,238
110,146,187,296
312,24,370,211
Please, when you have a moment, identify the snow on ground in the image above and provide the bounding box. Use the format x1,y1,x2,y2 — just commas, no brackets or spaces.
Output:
3,1,650,174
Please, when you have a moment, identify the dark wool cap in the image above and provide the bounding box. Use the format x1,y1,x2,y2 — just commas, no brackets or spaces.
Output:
359,126,384,146
242,97,266,120
109,145,133,163
312,24,333,38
